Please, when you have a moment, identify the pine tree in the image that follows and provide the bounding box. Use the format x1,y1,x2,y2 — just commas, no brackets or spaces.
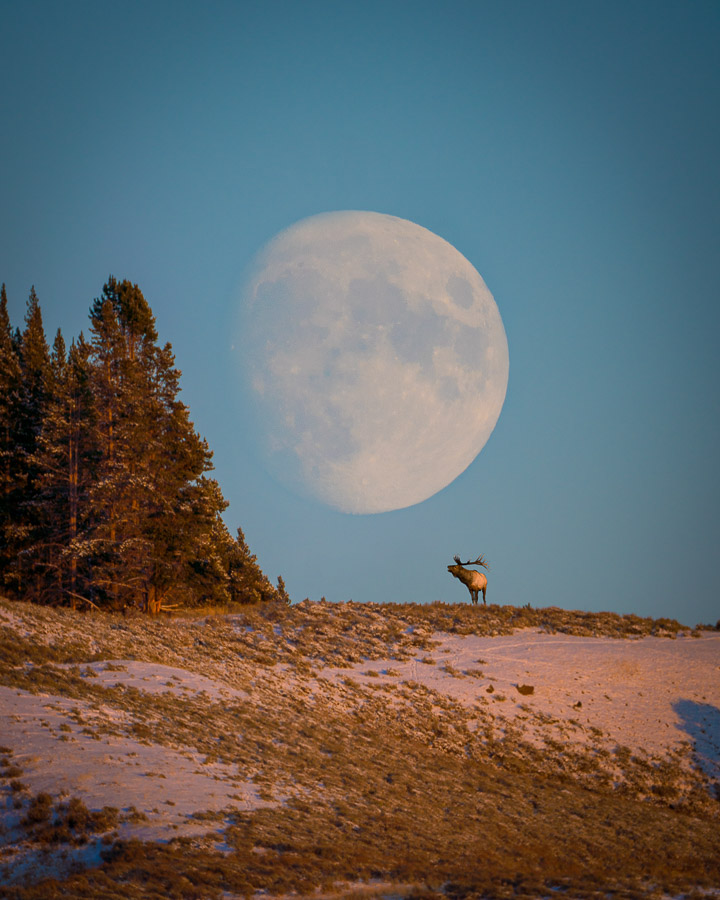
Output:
27,334,96,606
5,288,51,597
65,336,97,605
127,336,228,613
224,526,280,605
85,277,238,612
48,329,66,395
22,329,69,601
85,281,139,606
19,287,50,428
0,285,23,585
276,575,291,605
0,275,281,612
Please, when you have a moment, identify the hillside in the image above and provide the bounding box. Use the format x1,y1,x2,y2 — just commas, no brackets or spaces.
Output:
1,598,719,899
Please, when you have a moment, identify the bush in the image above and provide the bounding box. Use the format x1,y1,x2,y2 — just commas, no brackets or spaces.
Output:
19,792,119,844
22,792,53,826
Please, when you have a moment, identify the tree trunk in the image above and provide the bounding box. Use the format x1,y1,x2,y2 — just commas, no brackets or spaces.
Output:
147,584,162,616
68,425,78,609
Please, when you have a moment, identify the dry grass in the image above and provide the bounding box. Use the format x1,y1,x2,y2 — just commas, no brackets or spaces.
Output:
0,597,718,900
19,793,118,845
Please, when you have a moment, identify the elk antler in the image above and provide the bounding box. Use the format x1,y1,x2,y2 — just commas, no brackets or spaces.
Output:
453,554,489,570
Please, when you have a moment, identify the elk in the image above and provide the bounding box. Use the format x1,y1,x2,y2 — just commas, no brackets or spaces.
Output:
447,554,489,605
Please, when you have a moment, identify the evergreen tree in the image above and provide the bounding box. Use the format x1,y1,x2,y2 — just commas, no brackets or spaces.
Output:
27,334,96,606
20,329,68,601
65,336,97,604
124,336,228,613
85,280,140,606
224,526,280,605
5,288,51,597
0,285,23,584
0,276,281,612
19,287,50,422
48,328,66,396
276,574,291,605
85,277,244,612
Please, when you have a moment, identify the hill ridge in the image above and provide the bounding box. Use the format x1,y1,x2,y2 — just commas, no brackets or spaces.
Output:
1,598,719,899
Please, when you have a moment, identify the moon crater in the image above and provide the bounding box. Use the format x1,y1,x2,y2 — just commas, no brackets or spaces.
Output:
239,210,509,514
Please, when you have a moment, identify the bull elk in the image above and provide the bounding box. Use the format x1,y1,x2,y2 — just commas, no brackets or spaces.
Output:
447,554,489,605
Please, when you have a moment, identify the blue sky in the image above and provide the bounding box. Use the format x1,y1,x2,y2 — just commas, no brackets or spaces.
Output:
2,0,718,624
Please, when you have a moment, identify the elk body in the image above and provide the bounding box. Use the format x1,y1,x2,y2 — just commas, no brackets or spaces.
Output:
447,555,489,605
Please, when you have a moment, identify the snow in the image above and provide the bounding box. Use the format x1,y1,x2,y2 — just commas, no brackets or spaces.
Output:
320,629,720,778
75,660,249,702
0,660,275,885
0,685,263,828
1,609,718,890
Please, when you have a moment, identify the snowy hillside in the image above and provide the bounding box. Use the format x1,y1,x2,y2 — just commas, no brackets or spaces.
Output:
1,598,719,899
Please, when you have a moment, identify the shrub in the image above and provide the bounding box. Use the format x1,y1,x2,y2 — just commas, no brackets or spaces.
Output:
22,792,53,826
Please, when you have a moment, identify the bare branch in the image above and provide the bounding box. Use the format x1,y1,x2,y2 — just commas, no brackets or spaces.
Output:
64,590,101,611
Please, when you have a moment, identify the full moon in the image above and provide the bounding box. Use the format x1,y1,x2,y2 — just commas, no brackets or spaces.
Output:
238,211,509,514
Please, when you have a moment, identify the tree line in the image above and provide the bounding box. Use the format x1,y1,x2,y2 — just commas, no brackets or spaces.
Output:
0,278,286,613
